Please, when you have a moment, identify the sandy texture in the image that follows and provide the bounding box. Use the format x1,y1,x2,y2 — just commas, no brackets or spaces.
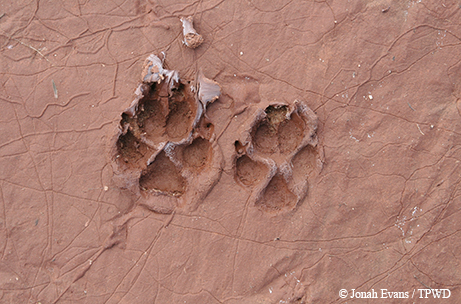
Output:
1,0,461,303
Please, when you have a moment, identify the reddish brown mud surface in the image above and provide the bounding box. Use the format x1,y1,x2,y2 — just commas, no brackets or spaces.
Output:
1,1,461,303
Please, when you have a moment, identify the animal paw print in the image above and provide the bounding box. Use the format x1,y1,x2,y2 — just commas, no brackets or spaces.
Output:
112,54,222,214
235,101,321,214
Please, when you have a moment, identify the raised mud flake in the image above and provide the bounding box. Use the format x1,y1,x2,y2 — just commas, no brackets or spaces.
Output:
256,174,297,212
180,16,204,49
182,137,211,169
197,70,221,111
139,150,186,197
141,54,179,86
236,155,269,186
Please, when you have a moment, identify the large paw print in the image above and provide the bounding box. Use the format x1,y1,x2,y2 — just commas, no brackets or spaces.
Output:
234,101,322,214
111,54,222,214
